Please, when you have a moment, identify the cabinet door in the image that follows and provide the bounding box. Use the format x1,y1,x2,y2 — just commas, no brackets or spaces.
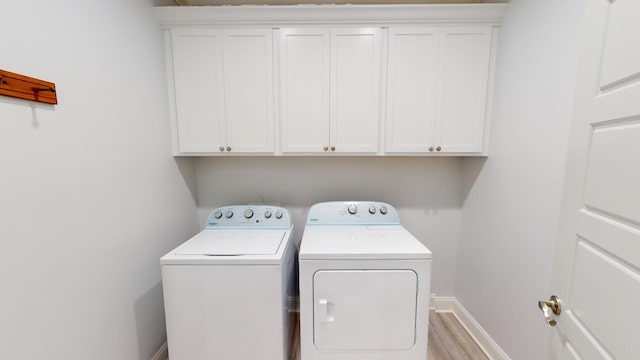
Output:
280,29,330,153
313,270,417,351
171,29,226,153
330,28,381,154
385,27,439,153
222,29,275,154
435,27,492,153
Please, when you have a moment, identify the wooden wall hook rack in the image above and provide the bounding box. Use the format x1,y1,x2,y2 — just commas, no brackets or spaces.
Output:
0,69,58,105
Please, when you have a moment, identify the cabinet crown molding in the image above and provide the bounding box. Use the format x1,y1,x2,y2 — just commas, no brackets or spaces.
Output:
156,4,507,26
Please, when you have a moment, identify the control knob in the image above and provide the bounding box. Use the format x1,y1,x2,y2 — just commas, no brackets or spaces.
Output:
244,209,254,219
225,210,234,218
275,210,283,219
348,204,358,215
369,206,376,214
214,210,223,219
379,206,388,215
264,210,272,219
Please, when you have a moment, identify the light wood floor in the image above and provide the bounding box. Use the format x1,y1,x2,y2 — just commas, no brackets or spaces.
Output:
290,311,489,360
428,311,489,360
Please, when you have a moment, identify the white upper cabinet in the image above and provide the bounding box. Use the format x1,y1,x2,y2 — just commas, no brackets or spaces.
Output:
385,26,493,154
171,29,226,153
435,27,492,153
159,5,505,156
169,28,274,155
280,29,331,153
222,29,275,154
280,28,381,154
385,27,439,153
330,28,381,154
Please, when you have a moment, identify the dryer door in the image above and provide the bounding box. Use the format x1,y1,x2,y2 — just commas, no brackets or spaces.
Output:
313,270,417,351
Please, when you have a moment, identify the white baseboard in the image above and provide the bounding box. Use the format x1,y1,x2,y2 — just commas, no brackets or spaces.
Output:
430,294,456,312
151,342,168,360
431,296,511,360
154,296,508,360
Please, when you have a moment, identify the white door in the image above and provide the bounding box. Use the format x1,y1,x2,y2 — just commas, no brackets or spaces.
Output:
171,28,226,153
330,28,381,154
385,27,439,154
545,1,640,359
279,28,330,153
313,270,417,351
222,29,275,154
434,27,491,153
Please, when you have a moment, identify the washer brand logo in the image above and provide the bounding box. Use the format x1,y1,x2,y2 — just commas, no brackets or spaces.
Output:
309,218,320,222
208,222,218,226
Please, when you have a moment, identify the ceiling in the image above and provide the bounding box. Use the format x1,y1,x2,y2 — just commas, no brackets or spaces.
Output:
155,0,507,6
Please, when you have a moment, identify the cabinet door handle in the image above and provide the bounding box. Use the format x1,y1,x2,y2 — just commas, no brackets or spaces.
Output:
429,146,434,152
330,146,336,152
219,146,225,152
226,146,232,152
323,146,329,151
436,146,442,152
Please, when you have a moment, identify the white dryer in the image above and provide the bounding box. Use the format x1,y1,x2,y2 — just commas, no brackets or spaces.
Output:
161,205,296,360
299,201,432,360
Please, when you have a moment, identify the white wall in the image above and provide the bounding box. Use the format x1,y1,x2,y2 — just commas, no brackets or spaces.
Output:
195,156,463,296
456,0,583,359
0,1,199,359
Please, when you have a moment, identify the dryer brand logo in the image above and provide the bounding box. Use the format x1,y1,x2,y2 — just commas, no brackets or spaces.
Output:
208,222,218,226
309,218,320,222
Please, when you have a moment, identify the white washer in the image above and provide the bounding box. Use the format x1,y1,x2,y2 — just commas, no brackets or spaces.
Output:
299,201,432,360
161,205,296,360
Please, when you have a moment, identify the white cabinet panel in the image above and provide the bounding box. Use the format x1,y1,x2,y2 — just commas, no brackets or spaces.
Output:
171,29,226,153
313,270,417,351
385,28,439,153
330,28,381,154
435,27,491,153
280,29,330,153
223,29,275,153
385,26,492,155
279,28,381,155
168,28,274,155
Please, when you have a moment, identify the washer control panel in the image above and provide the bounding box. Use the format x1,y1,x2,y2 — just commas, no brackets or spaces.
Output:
306,201,400,225
206,205,291,229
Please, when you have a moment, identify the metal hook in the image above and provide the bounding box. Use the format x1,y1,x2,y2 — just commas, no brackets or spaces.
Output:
33,87,56,93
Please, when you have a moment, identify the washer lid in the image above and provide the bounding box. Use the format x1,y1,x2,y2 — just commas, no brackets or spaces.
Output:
299,226,431,260
175,229,287,256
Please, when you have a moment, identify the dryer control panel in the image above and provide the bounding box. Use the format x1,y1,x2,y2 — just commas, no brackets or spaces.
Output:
205,205,292,230
306,201,400,226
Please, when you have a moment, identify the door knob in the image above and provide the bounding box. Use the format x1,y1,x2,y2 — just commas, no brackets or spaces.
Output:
538,295,561,326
